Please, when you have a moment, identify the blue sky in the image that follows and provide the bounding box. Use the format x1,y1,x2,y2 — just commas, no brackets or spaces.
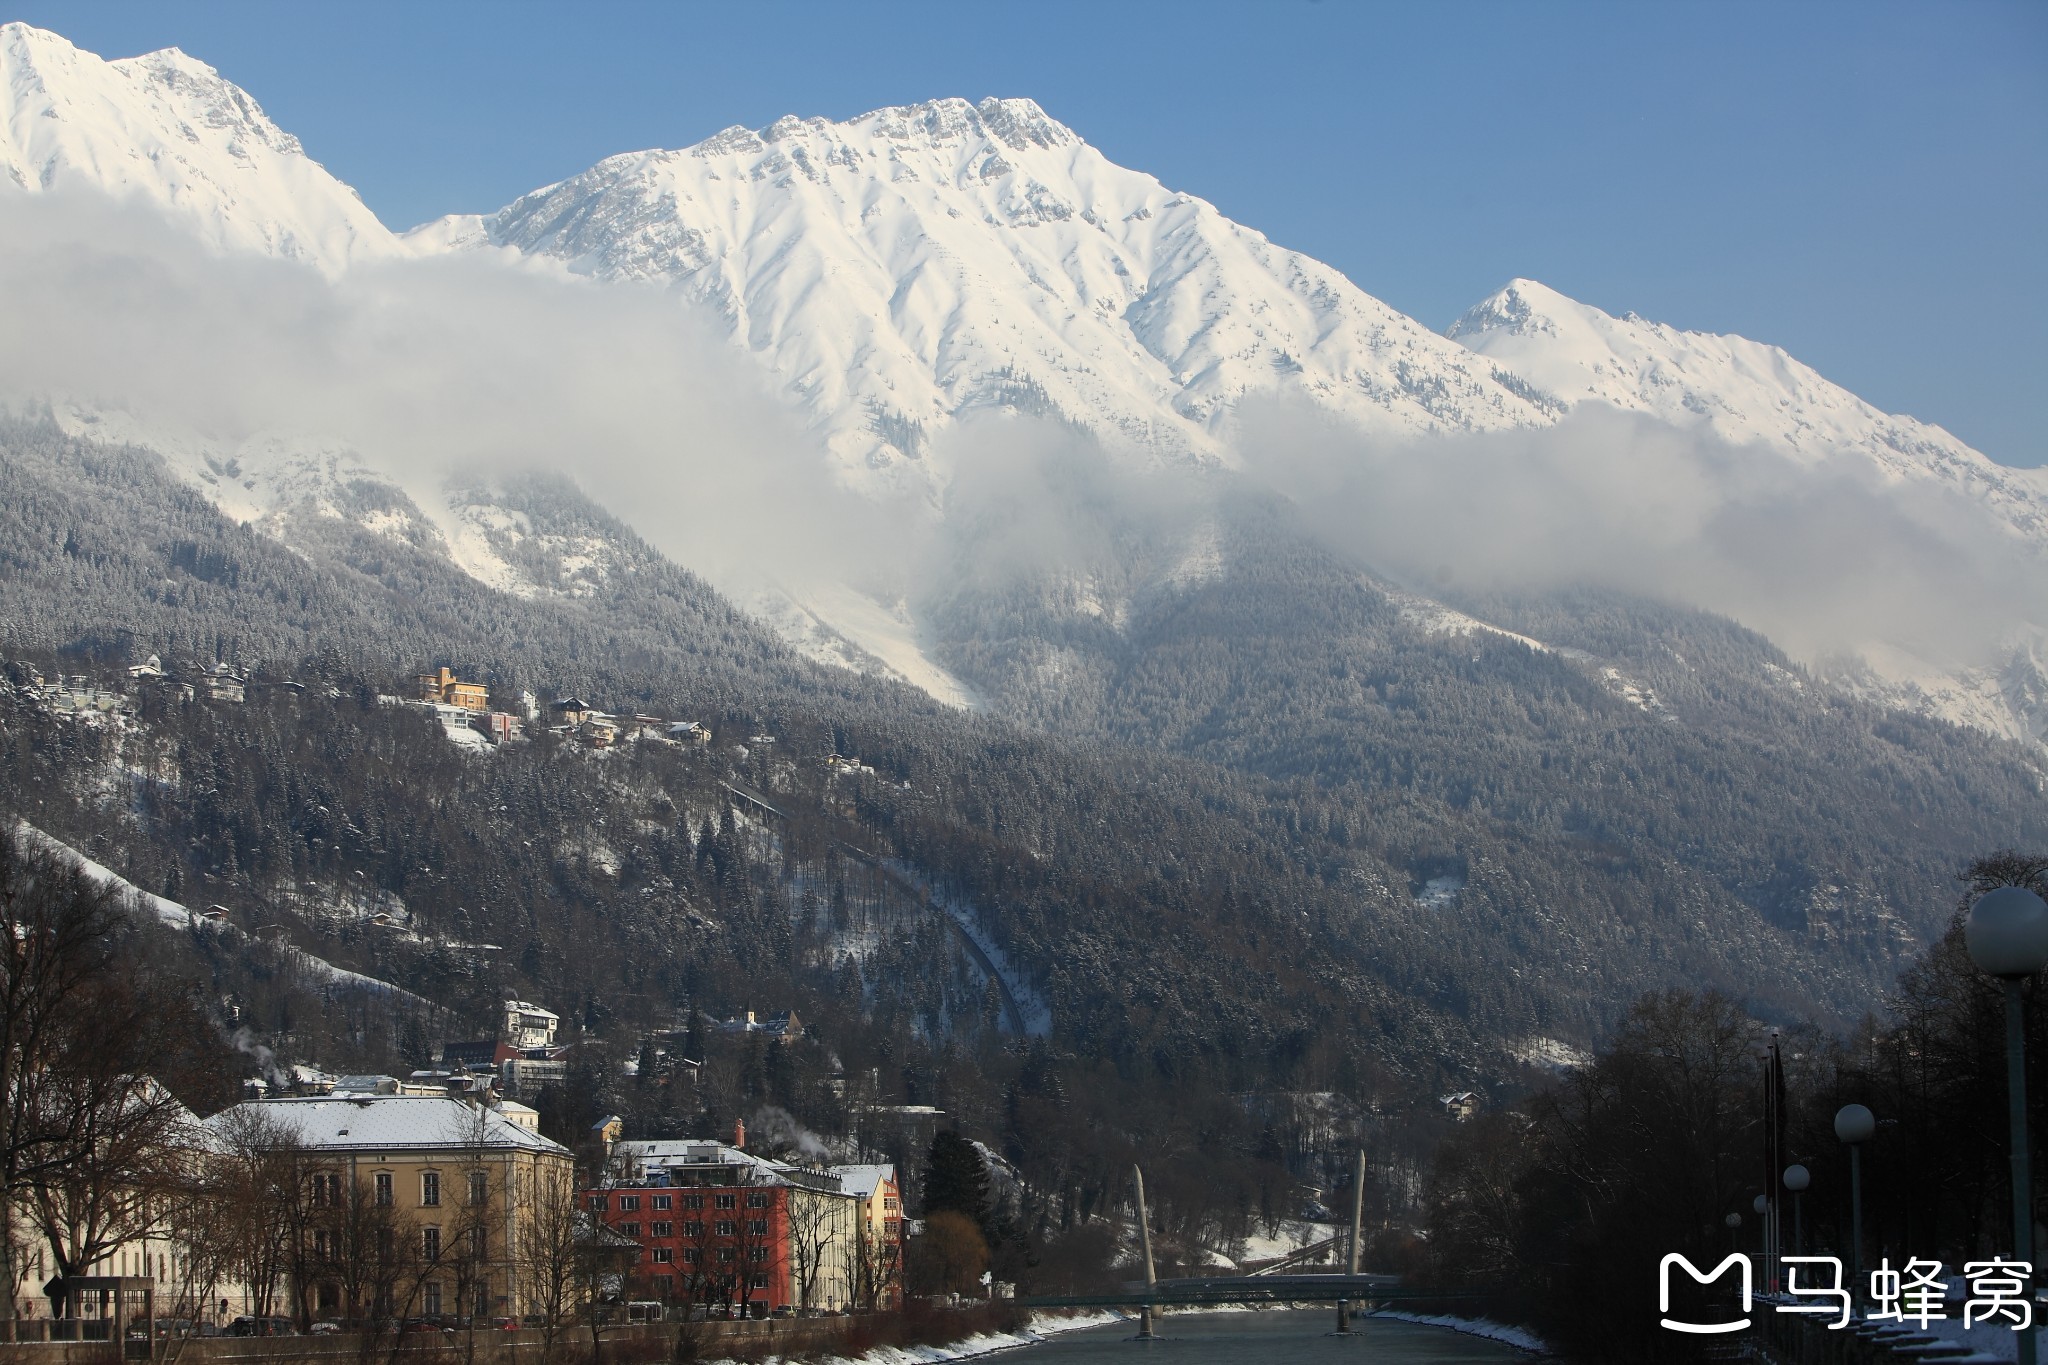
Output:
17,1,2047,465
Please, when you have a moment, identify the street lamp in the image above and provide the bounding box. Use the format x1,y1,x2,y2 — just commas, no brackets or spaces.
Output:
1783,1165,1810,1256
1966,885,2048,1365
1837,1103,1875,1310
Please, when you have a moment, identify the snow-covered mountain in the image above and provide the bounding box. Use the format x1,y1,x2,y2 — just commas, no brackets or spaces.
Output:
1447,278,2048,747
0,21,397,274
420,97,1560,493
3,23,2044,748
1448,278,2048,544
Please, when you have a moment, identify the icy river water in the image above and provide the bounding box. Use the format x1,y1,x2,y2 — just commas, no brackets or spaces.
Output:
1023,1311,1532,1362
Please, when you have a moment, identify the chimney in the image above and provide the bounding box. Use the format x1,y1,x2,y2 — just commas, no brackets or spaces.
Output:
734,1118,746,1150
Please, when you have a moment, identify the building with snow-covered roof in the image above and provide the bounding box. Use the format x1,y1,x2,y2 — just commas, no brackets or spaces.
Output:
589,1131,860,1315
830,1163,905,1308
201,1095,574,1321
502,1001,559,1049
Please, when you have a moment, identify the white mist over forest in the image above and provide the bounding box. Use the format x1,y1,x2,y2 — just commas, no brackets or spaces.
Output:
2,188,2039,693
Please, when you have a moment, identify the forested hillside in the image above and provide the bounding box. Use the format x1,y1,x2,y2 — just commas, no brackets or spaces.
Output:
4,414,2044,1269
925,491,2048,1019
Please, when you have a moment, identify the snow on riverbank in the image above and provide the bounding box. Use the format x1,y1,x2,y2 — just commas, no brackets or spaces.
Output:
703,1309,1126,1365
1372,1309,1548,1354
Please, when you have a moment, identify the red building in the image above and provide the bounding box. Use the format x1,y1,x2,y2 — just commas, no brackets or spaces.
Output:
584,1135,866,1314
585,1179,794,1314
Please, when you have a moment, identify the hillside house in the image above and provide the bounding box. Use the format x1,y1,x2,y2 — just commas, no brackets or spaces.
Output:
417,667,489,712
550,697,598,727
715,1009,802,1041
199,664,245,704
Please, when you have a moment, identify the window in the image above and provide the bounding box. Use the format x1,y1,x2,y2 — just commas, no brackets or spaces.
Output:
375,1172,393,1207
421,1172,441,1207
749,1274,767,1290
469,1171,489,1206
423,1283,441,1317
682,1194,703,1211
652,1221,673,1238
656,1276,673,1295
714,1194,736,1210
473,1285,490,1318
588,1195,608,1211
653,1196,672,1211
422,1227,441,1260
716,1249,735,1264
622,1223,641,1238
714,1221,734,1238
313,1230,333,1260
377,1228,394,1261
746,1192,768,1209
311,1171,341,1206
681,1249,700,1265
883,1196,899,1212
620,1195,640,1211
470,1227,487,1257
682,1221,704,1238
748,1248,768,1264
746,1220,767,1236
652,1248,672,1264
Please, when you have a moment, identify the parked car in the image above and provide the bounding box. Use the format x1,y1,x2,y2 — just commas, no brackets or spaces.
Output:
309,1322,342,1335
228,1316,294,1337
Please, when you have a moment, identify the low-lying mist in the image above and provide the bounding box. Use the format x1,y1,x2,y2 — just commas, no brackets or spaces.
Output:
0,190,897,594
1229,396,2047,671
3,187,2040,699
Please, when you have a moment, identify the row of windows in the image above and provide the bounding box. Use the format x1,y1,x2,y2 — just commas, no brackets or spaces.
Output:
641,1247,771,1265
307,1170,491,1208
315,1282,493,1318
616,1220,766,1239
645,1273,770,1289
593,1191,767,1212
309,1227,486,1261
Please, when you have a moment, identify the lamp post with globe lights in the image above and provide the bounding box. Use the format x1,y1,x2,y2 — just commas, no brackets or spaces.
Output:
1724,1210,1742,1258
1965,885,2048,1365
1836,1103,1876,1310
1783,1164,1810,1257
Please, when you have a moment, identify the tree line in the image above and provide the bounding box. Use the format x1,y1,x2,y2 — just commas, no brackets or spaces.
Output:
1414,850,2048,1363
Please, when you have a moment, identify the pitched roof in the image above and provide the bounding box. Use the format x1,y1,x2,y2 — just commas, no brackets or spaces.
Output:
831,1163,897,1198
206,1095,569,1155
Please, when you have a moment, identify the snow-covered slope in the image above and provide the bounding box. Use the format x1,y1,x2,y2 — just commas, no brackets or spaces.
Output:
0,21,397,274
1448,278,2048,543
1448,278,2048,746
428,98,1560,493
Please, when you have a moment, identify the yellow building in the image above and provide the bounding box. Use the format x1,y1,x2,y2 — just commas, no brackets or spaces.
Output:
417,667,490,712
206,1095,576,1323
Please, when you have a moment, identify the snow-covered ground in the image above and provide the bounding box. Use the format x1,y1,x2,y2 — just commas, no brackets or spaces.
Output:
698,1309,1124,1365
1370,1310,1547,1355
18,821,428,1005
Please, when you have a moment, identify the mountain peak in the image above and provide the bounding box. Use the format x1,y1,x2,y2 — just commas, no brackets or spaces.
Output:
0,23,396,272
1446,278,1579,341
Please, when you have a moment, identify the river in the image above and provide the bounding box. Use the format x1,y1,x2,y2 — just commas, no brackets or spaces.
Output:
1024,1310,1533,1362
